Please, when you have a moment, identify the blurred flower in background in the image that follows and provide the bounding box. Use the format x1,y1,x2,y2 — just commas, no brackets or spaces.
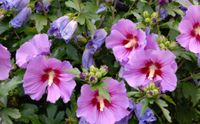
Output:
35,0,50,13
1,0,29,11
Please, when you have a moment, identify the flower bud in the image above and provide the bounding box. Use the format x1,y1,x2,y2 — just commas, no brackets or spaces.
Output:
48,16,70,39
151,12,158,19
61,20,78,42
143,11,149,18
9,7,32,28
145,18,151,23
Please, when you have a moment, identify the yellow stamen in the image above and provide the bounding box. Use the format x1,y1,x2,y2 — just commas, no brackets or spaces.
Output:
48,71,55,86
97,96,105,111
148,65,157,80
124,38,137,48
195,26,200,35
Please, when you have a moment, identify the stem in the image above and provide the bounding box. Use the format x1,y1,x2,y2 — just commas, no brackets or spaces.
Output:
179,76,193,82
156,4,161,34
13,29,20,39
98,16,105,28
57,0,62,16
111,0,117,20
39,0,50,22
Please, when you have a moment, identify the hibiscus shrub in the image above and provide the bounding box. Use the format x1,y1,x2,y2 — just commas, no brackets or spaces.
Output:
0,0,200,124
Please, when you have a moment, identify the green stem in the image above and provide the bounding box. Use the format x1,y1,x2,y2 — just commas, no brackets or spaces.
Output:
13,29,20,39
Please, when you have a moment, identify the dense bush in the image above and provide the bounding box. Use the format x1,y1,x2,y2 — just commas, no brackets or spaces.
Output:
0,0,200,124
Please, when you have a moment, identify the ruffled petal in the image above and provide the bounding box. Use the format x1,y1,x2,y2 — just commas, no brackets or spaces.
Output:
47,83,61,103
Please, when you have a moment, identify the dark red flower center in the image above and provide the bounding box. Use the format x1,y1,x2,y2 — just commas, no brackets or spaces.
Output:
123,34,138,51
90,92,111,112
41,68,61,86
140,61,162,80
191,23,200,41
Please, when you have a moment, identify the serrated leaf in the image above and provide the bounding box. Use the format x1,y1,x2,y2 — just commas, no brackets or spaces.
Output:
181,82,200,106
31,14,47,32
176,0,192,8
77,13,86,25
65,0,81,12
86,19,96,36
0,22,9,35
128,91,143,97
65,44,80,63
156,99,172,123
1,108,21,124
91,82,107,90
0,76,22,97
47,105,57,119
67,68,81,75
4,108,21,119
20,104,41,124
162,94,176,105
140,99,149,115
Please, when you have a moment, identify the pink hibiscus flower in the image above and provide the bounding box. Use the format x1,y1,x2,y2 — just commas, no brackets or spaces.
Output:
122,50,177,92
23,56,76,103
0,44,12,80
77,78,129,124
16,34,51,68
106,19,146,64
177,5,200,53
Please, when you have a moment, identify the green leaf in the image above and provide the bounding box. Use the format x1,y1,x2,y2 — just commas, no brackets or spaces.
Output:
67,68,81,75
98,87,111,101
176,0,192,8
77,13,86,25
0,22,9,35
128,91,143,97
31,14,47,32
20,104,41,124
86,19,96,36
65,0,81,12
1,108,21,124
140,98,149,115
181,82,200,106
156,99,172,123
65,44,80,63
0,76,22,97
4,108,21,119
91,82,107,90
162,94,176,105
40,104,64,124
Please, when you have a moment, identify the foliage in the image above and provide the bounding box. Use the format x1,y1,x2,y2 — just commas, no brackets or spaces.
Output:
0,0,200,124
